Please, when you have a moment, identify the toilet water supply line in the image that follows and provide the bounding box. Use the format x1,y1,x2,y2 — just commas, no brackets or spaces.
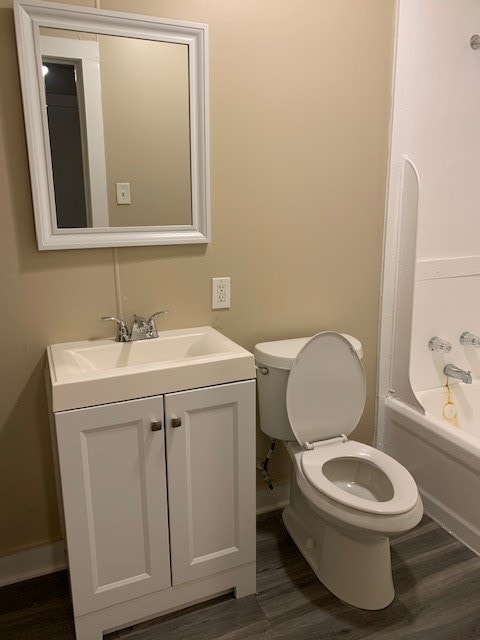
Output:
255,363,276,490
257,440,276,491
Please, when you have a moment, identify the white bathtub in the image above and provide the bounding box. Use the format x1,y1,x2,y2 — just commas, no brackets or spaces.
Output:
383,383,480,555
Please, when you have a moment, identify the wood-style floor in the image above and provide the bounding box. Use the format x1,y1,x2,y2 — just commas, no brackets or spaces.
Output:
2,512,480,639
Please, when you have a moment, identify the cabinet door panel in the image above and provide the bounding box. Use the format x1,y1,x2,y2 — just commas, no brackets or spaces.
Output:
165,381,256,585
55,396,170,615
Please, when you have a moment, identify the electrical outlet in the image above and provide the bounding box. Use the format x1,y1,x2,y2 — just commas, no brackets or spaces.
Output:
212,277,231,309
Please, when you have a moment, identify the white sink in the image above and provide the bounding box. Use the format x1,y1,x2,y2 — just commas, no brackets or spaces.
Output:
63,329,238,372
48,326,255,412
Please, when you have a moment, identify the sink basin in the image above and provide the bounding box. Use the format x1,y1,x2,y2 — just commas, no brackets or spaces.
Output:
47,326,255,412
63,330,237,372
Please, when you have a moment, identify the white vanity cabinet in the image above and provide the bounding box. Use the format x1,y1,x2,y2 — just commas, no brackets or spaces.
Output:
55,395,171,617
165,382,256,585
52,379,256,639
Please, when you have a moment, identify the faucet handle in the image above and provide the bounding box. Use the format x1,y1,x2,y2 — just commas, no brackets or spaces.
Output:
460,331,480,347
428,336,452,353
147,310,169,338
101,316,130,342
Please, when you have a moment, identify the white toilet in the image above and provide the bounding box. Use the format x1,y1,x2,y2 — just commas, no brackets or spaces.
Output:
254,331,423,610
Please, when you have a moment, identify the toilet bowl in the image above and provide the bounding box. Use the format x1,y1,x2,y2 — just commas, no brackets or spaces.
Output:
254,331,423,610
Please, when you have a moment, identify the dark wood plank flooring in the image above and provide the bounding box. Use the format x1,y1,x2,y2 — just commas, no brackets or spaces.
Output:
1,513,480,639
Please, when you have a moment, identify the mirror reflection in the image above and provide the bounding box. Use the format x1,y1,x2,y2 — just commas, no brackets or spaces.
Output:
40,28,192,229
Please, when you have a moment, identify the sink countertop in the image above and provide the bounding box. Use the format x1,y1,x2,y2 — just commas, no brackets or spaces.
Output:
47,326,255,412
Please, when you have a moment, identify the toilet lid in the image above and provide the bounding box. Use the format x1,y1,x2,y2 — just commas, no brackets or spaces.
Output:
286,332,366,447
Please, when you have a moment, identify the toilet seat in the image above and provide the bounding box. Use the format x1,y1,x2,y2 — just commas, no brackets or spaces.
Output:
286,332,418,516
301,440,419,515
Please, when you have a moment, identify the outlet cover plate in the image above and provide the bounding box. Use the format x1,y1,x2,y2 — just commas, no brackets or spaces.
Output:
212,277,231,309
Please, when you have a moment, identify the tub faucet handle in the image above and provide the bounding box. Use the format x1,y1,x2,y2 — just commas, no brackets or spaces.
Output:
428,336,452,353
460,331,480,347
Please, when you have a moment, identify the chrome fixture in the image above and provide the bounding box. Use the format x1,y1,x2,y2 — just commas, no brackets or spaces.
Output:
255,364,269,375
471,35,480,50
130,311,169,340
444,364,472,384
102,310,168,342
101,316,130,342
428,336,452,353
460,331,480,347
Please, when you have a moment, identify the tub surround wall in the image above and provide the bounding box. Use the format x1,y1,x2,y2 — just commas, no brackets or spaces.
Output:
380,0,480,412
411,275,480,392
379,0,480,554
406,0,480,393
0,0,395,559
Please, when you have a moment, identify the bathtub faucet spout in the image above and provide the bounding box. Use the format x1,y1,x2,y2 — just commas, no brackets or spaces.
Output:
444,364,472,384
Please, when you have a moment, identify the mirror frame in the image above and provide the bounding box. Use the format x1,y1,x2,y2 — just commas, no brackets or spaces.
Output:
14,0,210,250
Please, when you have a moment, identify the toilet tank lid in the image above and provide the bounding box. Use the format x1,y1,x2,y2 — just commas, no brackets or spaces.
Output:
254,333,362,370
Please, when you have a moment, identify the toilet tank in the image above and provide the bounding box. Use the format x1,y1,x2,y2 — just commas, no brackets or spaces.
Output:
254,334,363,441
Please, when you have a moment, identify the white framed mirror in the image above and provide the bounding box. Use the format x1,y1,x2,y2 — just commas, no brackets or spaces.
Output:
14,0,210,250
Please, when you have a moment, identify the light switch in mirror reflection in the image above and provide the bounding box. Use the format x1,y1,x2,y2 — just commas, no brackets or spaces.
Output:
14,1,210,249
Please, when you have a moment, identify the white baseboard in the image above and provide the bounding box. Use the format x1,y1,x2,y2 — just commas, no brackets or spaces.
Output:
0,540,67,588
256,482,290,515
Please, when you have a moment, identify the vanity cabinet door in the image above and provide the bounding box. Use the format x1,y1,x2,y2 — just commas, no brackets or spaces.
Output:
165,380,256,585
55,396,171,616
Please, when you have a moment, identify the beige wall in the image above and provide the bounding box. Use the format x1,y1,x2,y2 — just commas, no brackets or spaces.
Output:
100,36,192,226
0,0,395,557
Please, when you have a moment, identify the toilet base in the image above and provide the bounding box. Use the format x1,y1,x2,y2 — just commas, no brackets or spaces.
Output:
283,479,395,610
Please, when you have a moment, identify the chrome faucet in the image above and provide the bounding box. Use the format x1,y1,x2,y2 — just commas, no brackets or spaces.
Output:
444,364,472,384
130,312,169,340
102,310,168,342
460,331,480,347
